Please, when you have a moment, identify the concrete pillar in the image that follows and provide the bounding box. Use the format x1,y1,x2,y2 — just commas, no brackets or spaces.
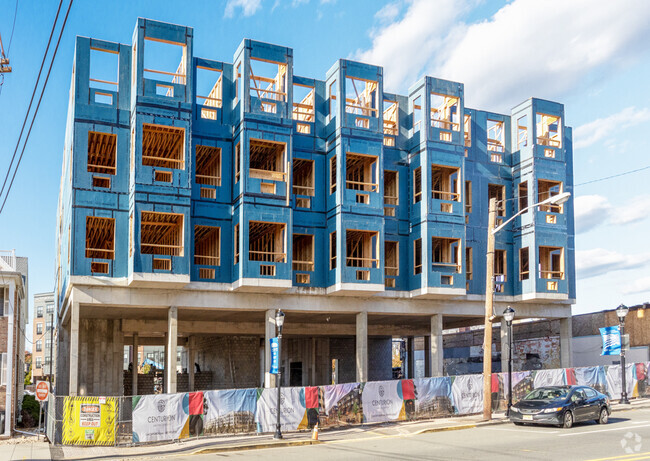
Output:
406,337,415,379
264,309,276,388
166,306,178,393
560,316,573,368
113,320,123,395
69,302,80,396
500,322,510,374
132,333,139,395
430,314,444,377
424,335,431,377
188,336,195,392
356,311,368,383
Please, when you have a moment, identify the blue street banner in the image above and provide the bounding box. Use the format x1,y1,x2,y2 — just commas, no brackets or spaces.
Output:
270,337,279,374
600,325,621,356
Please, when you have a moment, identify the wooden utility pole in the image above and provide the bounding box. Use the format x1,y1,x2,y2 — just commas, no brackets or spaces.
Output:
482,197,497,421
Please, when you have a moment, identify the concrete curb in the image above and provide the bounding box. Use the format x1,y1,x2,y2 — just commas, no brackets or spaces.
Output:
414,423,478,435
191,439,321,455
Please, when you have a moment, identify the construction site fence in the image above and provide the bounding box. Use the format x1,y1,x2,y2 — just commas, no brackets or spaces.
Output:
45,362,650,447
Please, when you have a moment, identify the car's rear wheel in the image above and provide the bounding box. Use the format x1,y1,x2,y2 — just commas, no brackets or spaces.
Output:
562,411,574,429
596,408,609,424
513,422,524,426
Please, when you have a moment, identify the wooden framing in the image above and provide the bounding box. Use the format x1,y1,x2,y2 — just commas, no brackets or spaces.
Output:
346,152,378,192
430,93,460,131
142,123,185,169
538,179,563,213
143,36,186,85
413,167,422,203
195,145,221,187
487,119,504,153
249,139,286,182
292,234,314,272
248,221,286,263
329,156,337,194
517,115,528,150
431,237,461,273
140,211,184,256
194,225,220,266
518,181,529,212
539,246,564,280
384,241,398,277
536,113,562,148
384,170,398,206
345,76,378,117
85,216,115,260
519,247,530,280
87,131,117,175
292,84,315,122
383,100,398,136
346,229,379,268
488,184,506,217
464,114,471,147
249,57,287,102
431,164,460,201
196,66,223,114
292,159,315,196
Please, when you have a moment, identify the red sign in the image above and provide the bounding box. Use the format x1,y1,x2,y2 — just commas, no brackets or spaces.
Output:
35,381,50,402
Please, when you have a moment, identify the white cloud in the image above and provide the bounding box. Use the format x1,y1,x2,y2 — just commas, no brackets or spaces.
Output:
574,107,650,149
355,0,650,111
623,276,650,295
576,249,650,279
375,2,403,25
225,0,262,18
574,194,650,233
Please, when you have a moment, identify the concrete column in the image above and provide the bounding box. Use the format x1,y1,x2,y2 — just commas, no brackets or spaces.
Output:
188,336,195,392
500,322,509,374
424,335,431,377
113,320,123,395
430,314,444,377
69,302,80,396
356,311,368,383
166,306,178,394
406,337,415,379
132,333,139,395
560,316,573,368
264,309,275,388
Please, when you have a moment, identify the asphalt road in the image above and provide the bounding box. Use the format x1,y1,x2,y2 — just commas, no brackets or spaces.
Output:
180,408,650,461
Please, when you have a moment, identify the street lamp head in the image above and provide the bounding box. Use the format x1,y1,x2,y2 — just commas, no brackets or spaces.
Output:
503,306,515,323
542,191,571,207
275,309,285,328
616,304,629,322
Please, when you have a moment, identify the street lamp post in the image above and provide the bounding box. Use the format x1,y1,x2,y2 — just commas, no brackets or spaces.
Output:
274,309,286,440
503,306,515,416
616,304,629,404
482,191,571,421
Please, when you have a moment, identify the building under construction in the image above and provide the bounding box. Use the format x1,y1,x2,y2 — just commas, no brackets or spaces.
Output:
55,19,575,397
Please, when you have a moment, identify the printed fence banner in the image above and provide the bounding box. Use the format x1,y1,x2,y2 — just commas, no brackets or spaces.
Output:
362,380,405,423
565,368,577,385
255,387,308,433
62,396,116,446
574,366,607,394
606,364,638,400
320,382,362,426
413,377,453,418
600,326,621,355
533,368,567,389
132,393,189,443
187,392,204,437
637,363,650,397
304,386,320,428
451,374,483,415
204,388,257,434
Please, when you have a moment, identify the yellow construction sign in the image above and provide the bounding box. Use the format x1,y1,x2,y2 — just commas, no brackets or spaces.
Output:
63,396,117,445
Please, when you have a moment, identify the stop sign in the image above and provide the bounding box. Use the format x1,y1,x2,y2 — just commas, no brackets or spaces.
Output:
35,381,50,402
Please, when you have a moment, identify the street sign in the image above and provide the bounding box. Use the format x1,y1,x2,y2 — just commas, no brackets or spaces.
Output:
270,337,279,374
35,381,50,402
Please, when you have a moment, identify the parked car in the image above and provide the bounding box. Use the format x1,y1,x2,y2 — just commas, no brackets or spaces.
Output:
509,385,610,428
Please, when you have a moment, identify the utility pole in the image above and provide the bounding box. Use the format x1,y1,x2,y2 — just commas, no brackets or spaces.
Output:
482,197,497,421
48,312,54,382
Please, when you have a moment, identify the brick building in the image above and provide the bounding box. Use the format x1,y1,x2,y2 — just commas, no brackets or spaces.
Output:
32,292,55,381
55,19,575,397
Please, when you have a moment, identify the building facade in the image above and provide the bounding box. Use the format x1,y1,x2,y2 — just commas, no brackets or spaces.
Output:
32,292,55,381
55,19,575,397
0,250,28,435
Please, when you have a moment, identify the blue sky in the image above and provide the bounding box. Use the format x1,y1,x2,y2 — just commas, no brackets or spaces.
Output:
1,0,649,349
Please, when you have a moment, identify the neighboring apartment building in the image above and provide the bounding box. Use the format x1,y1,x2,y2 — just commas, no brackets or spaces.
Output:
55,19,575,397
0,250,28,435
32,292,55,381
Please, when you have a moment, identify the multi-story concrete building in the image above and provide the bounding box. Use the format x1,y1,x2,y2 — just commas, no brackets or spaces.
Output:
55,19,575,397
32,292,55,381
0,250,28,435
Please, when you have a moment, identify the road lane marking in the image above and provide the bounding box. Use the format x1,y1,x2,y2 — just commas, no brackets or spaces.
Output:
558,423,650,437
585,451,650,461
482,427,558,434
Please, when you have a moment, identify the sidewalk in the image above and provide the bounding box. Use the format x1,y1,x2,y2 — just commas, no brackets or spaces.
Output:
47,397,650,460
0,436,50,461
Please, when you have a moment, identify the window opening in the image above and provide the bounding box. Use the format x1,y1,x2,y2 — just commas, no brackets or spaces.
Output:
346,153,378,192
537,179,563,213
248,221,286,263
235,142,241,183
143,37,186,89
536,113,562,148
330,155,337,194
346,230,379,268
413,96,422,132
487,119,505,156
249,139,286,182
539,246,564,280
293,159,315,197
293,84,315,122
520,247,529,280
385,240,399,277
235,63,241,103
140,211,184,256
345,76,378,117
494,249,506,282
465,181,472,213
430,93,460,131
194,225,220,266
89,47,118,94
87,131,117,175
195,145,221,187
329,231,337,269
413,167,422,203
488,184,506,217
250,58,287,103
328,80,338,120
85,216,115,260
234,223,239,264
517,115,528,150
466,247,473,280
383,100,398,136
518,181,528,212
431,165,460,201
142,124,185,169
384,170,398,206
432,237,461,272
464,114,471,147
414,238,422,275
292,234,314,272
196,66,222,120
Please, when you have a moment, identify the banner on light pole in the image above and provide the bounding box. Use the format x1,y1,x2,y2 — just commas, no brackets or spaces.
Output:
600,325,621,356
270,337,279,374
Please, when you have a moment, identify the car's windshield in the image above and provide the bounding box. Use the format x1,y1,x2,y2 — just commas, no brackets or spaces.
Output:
523,388,570,400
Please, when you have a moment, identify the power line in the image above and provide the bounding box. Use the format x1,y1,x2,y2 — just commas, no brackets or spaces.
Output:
575,165,650,187
0,0,73,215
7,0,19,55
0,0,63,200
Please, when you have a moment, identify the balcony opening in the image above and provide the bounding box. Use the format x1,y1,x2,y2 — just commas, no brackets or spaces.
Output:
465,247,473,281
432,237,461,272
494,249,506,292
383,100,398,136
89,47,118,94
414,238,422,275
293,84,315,123
431,165,460,202
346,230,379,268
196,66,222,120
292,234,314,272
488,184,506,217
413,167,422,203
143,37,186,88
384,170,398,216
487,119,505,156
465,181,472,214
536,113,562,148
345,76,378,117
538,179,563,213
293,159,315,197
248,221,286,263
249,139,286,182
464,114,471,147
385,240,399,280
539,246,564,280
330,155,337,194
517,115,528,150
195,145,222,187
519,247,529,280
329,231,337,269
140,211,184,256
85,216,115,260
250,58,287,103
87,131,117,175
518,181,529,212
194,225,220,266
142,124,185,169
430,93,460,131
413,96,422,132
346,153,378,192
